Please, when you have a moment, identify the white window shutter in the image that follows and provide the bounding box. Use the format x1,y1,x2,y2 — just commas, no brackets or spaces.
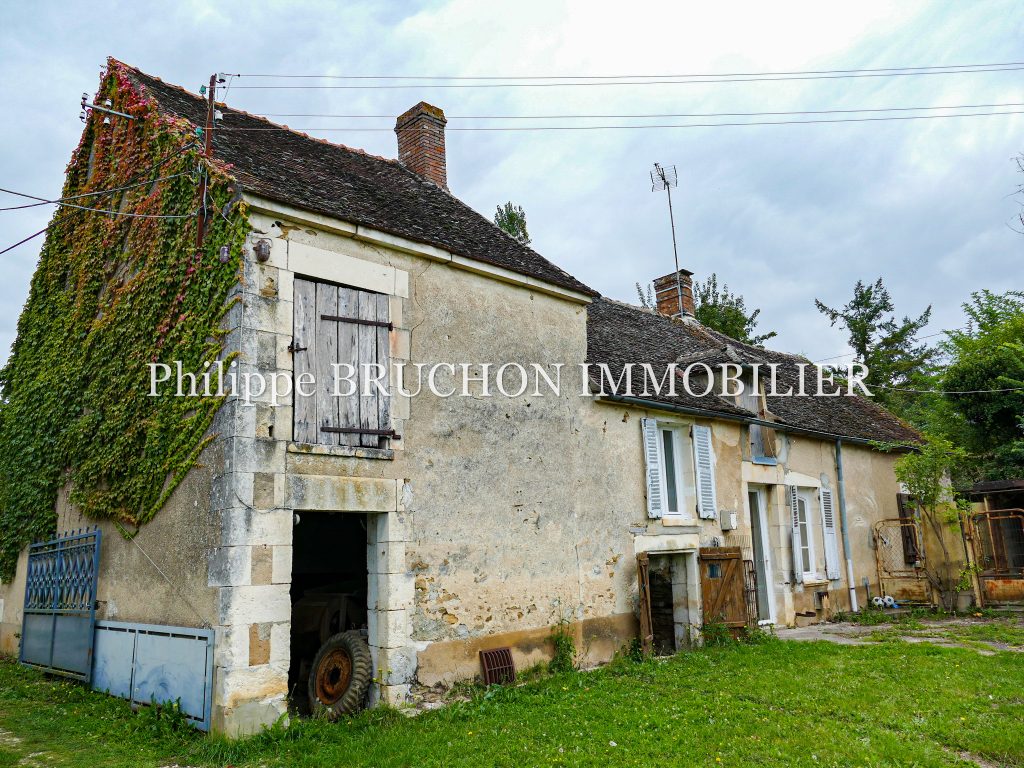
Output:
820,488,841,580
641,418,663,519
788,485,803,584
692,424,718,519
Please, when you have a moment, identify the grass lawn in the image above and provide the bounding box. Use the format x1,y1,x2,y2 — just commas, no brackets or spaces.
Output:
0,637,1022,768
861,617,1024,650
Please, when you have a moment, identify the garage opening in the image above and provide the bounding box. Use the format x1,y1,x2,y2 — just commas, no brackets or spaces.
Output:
289,512,372,717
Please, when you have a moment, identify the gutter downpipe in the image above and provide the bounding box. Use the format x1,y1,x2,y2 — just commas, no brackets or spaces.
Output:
834,439,859,612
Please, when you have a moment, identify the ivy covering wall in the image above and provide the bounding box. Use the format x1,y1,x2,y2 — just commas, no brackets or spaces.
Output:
0,63,247,579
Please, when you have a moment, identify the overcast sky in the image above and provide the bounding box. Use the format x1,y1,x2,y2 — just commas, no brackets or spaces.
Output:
2,1,1022,365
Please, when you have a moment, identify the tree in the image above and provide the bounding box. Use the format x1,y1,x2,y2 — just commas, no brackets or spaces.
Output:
815,278,935,407
692,274,777,346
494,202,531,245
636,282,654,309
891,435,970,610
939,290,1024,480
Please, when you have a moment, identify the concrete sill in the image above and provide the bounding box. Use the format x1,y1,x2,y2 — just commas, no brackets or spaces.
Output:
801,577,830,588
663,525,701,535
287,442,395,460
750,457,778,466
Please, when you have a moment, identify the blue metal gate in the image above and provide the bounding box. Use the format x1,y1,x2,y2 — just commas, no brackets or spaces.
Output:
92,621,215,730
20,528,101,682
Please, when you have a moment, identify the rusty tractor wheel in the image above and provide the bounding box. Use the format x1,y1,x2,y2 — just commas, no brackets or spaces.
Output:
308,631,372,718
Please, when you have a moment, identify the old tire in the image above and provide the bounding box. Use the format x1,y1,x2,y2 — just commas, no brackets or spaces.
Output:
308,631,372,718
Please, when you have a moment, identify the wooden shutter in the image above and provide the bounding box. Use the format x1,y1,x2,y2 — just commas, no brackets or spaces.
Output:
692,424,718,519
293,279,318,444
757,394,778,459
292,278,391,447
788,485,803,584
641,418,663,519
636,551,653,653
820,488,840,580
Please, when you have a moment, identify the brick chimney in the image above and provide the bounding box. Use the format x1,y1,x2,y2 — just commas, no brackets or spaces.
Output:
653,269,695,318
395,102,448,189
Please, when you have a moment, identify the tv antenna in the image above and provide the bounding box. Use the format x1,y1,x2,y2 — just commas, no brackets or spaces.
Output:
650,162,685,316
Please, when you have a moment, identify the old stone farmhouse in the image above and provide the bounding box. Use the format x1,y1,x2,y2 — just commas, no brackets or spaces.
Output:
0,60,952,736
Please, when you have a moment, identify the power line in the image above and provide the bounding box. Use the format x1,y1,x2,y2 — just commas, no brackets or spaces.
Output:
0,227,48,257
0,173,188,212
235,60,1024,81
228,64,1024,89
0,142,201,257
813,329,957,363
213,109,1024,133
252,101,1024,121
0,188,196,219
875,383,1024,394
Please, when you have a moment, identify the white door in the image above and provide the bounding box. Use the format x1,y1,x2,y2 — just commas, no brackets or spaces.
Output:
748,488,775,623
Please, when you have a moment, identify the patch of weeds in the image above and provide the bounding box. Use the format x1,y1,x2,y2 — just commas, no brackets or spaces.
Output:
935,619,1024,647
515,662,549,685
623,636,646,662
842,607,892,626
448,677,485,701
127,698,194,738
965,607,1013,620
740,624,778,645
607,639,648,676
701,620,736,647
864,628,911,644
548,621,577,674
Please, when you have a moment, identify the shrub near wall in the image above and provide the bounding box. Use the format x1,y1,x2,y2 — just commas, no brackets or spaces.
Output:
0,61,246,579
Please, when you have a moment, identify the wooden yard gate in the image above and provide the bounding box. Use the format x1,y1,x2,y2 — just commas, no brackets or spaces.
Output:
699,547,748,633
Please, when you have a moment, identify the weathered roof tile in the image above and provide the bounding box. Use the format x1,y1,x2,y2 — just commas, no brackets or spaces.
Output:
121,64,595,297
587,297,920,444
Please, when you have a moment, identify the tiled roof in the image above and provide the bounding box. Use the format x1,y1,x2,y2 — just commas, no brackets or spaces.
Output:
120,63,594,297
586,297,921,444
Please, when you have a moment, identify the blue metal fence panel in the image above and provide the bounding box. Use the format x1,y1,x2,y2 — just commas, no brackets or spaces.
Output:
92,621,215,731
20,529,101,682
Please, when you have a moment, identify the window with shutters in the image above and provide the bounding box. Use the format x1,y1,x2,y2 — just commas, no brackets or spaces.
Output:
292,277,392,449
788,485,841,582
796,493,815,576
659,426,695,517
641,419,699,519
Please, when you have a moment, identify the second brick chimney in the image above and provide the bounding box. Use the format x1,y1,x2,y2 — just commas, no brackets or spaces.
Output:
653,269,695,318
395,102,448,189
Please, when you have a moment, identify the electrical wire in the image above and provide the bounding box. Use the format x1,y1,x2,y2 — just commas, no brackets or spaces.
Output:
0,173,188,212
227,64,1024,89
0,227,48,256
874,384,1024,394
212,109,1024,132
0,141,201,257
237,60,1024,80
813,330,958,363
0,188,196,219
253,101,1024,120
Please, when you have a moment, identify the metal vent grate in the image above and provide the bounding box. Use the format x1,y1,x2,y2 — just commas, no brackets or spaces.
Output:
479,647,515,686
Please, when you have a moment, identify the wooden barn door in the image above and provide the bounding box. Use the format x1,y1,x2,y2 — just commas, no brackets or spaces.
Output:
699,547,747,632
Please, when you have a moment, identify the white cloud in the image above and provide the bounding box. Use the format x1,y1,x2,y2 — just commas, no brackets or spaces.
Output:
0,0,1022,365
